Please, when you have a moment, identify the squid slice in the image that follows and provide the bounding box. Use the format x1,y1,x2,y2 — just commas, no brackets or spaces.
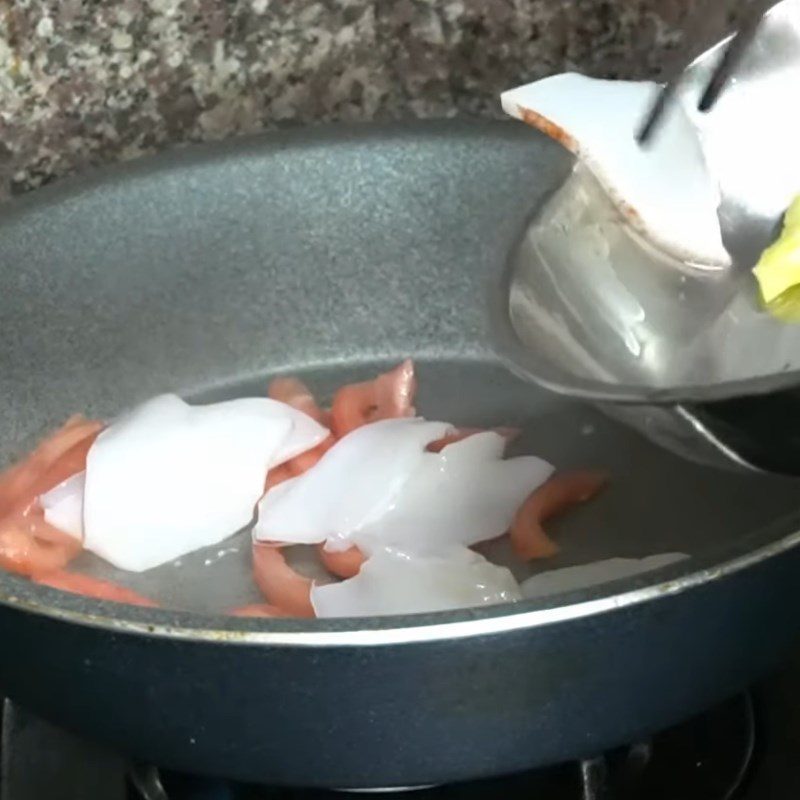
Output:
311,547,521,618
254,418,452,547
266,398,329,466
34,393,326,553
351,432,554,555
39,471,85,541
501,73,728,268
83,394,298,572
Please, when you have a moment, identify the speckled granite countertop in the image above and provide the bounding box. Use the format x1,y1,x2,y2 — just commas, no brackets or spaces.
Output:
0,0,738,194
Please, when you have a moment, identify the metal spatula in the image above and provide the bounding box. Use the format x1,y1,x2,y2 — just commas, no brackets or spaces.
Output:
492,0,800,473
636,0,777,145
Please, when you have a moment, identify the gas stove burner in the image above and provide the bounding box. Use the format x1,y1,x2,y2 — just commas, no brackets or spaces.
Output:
0,694,756,799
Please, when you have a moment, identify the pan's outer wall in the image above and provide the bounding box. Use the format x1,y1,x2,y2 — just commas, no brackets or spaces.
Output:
0,548,798,787
1,121,800,785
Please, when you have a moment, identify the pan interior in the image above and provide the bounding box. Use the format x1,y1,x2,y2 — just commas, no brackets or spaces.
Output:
0,121,799,622
64,358,800,613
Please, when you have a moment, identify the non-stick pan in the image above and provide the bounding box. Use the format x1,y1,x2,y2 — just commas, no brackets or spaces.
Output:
2,121,800,789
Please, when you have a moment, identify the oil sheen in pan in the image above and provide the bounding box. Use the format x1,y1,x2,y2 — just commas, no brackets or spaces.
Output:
61,358,800,616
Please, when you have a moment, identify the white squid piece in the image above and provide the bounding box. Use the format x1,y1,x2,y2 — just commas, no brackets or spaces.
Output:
311,547,522,618
501,74,728,268
267,399,329,466
350,431,553,555
82,394,326,572
254,418,452,546
39,471,85,541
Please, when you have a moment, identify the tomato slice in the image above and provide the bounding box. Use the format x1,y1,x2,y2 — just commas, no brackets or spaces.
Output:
287,435,334,476
0,510,81,577
317,543,365,579
252,543,315,617
228,603,293,618
34,570,157,607
268,376,329,426
0,415,101,518
330,360,416,437
511,470,609,560
264,463,294,492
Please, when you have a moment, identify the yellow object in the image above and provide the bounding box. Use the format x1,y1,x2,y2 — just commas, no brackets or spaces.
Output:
753,195,800,322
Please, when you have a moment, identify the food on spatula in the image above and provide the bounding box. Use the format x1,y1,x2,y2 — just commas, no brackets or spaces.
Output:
0,361,610,615
501,73,729,268
752,195,800,321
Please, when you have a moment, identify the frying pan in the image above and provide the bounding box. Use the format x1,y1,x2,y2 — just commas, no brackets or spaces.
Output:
2,120,800,789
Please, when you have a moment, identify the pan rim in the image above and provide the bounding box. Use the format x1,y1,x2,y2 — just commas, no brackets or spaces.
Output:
2,523,799,645
2,120,799,646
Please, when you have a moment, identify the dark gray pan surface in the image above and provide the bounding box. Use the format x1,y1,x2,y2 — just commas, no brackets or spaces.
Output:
1,121,800,787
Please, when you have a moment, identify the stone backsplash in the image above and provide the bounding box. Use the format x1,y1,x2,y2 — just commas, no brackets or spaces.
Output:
0,0,738,193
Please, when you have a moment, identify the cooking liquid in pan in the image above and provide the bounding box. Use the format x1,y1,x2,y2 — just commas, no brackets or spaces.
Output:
55,358,800,615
